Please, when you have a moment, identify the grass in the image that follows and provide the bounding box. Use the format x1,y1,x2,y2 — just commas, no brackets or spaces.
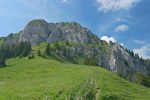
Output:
0,57,150,100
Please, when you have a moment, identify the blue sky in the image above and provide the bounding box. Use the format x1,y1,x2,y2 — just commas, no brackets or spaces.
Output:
0,0,150,59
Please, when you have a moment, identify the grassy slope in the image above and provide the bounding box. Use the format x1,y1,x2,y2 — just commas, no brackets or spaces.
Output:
33,41,85,64
33,41,109,65
0,57,150,100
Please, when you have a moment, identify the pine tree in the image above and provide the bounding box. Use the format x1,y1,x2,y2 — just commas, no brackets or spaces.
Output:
0,55,6,67
17,42,25,56
0,45,6,67
37,49,41,56
66,40,69,45
45,43,51,56
54,42,60,49
20,42,32,57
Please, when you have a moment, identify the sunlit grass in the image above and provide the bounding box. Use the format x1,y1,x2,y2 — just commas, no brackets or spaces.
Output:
0,57,149,99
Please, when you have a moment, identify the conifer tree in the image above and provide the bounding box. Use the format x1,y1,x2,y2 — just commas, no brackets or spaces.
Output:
45,43,51,56
0,44,6,67
37,49,41,56
0,55,6,67
21,42,32,57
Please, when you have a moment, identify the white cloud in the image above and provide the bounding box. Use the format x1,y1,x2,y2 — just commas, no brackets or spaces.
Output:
120,43,124,46
115,15,133,22
115,24,128,32
100,36,124,46
96,0,141,12
133,44,150,59
133,40,146,44
116,18,127,22
100,36,117,43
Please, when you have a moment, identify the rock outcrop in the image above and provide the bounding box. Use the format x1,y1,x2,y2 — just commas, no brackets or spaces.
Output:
10,19,99,45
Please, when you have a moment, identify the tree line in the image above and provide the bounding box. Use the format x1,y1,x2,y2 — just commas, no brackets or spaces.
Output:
0,41,32,67
0,41,63,67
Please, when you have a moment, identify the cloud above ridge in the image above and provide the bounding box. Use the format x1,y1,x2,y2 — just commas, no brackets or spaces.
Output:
96,0,141,12
115,24,128,32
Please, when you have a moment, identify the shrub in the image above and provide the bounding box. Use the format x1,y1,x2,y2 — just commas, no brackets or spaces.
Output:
137,73,150,87
0,56,6,67
45,43,51,56
37,49,41,56
28,54,35,59
101,94,124,100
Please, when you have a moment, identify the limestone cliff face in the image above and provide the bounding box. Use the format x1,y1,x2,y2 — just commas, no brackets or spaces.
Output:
3,19,150,82
16,19,99,45
108,43,149,82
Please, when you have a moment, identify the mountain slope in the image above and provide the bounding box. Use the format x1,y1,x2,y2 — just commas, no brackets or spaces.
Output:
3,19,150,83
33,40,150,83
0,57,150,100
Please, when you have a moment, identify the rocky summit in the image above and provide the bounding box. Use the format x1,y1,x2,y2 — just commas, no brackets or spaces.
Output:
3,19,150,83
15,19,98,45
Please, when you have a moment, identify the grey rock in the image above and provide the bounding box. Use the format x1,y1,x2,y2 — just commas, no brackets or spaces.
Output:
10,20,99,45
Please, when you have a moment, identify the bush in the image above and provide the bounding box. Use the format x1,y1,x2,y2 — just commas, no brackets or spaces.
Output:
137,73,150,87
101,94,124,100
54,42,60,50
28,54,35,59
37,49,41,57
45,43,51,56
42,54,46,59
66,41,69,45
0,56,6,67
84,57,97,66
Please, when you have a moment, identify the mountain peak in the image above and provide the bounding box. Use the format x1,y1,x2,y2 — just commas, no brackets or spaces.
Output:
28,19,47,24
26,19,48,28
11,19,99,45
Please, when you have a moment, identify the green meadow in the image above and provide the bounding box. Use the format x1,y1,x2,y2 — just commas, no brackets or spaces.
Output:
0,57,150,100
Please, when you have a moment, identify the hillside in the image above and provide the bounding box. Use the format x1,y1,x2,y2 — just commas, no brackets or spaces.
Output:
2,19,150,84
0,57,150,100
0,0,150,100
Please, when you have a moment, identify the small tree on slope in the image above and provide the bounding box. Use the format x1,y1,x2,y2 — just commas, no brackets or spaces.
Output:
45,43,51,56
